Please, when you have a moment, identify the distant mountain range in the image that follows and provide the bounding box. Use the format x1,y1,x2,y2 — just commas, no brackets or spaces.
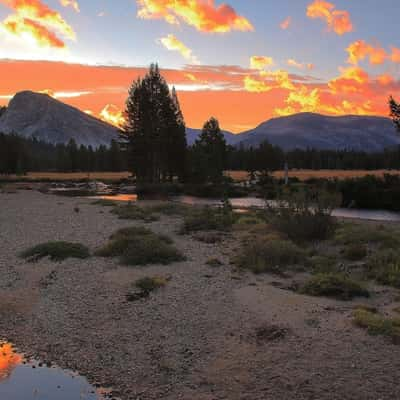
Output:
0,91,119,148
1,91,399,152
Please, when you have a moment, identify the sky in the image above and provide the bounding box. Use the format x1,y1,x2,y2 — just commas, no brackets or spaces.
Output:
0,0,400,132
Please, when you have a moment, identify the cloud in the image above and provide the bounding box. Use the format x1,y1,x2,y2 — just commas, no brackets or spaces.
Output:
59,0,79,13
391,47,400,63
280,16,291,30
287,59,314,70
306,0,353,35
136,0,253,33
244,76,273,93
159,34,199,64
346,40,387,65
0,0,76,48
328,66,370,94
250,56,274,70
100,104,125,128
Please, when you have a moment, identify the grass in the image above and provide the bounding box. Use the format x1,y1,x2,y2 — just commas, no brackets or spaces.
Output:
236,237,307,275
366,250,400,288
343,244,368,261
334,224,400,249
135,276,168,293
181,207,236,233
111,204,159,222
21,241,90,261
96,226,184,266
91,199,117,207
300,273,369,300
353,308,400,343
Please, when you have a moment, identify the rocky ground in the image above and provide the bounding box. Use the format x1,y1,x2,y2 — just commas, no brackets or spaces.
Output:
1,190,400,400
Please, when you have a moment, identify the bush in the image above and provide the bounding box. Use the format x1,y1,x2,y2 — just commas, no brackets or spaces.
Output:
96,226,184,266
353,308,400,343
301,273,369,300
111,204,159,222
148,202,189,216
268,189,339,243
182,206,236,233
335,224,400,249
236,237,306,274
344,244,367,261
135,276,168,293
21,241,90,261
366,250,400,288
308,255,337,274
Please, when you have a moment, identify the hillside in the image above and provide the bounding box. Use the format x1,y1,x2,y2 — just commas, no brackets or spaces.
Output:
0,91,119,148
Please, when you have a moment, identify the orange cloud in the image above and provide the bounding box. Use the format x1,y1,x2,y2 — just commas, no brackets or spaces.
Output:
0,60,399,133
60,0,79,13
250,56,274,70
3,15,65,47
307,0,353,35
0,0,75,48
159,34,199,64
280,16,291,30
136,0,254,33
287,59,314,70
328,66,370,94
391,47,400,63
100,104,125,128
346,40,387,65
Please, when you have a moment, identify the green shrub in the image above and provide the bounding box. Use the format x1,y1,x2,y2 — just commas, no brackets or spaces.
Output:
366,250,400,288
268,189,339,243
135,276,168,293
335,224,400,249
111,204,159,222
353,308,400,343
148,202,189,216
96,226,184,266
344,244,368,261
301,273,369,300
182,206,236,233
308,255,337,274
21,241,90,261
236,237,306,274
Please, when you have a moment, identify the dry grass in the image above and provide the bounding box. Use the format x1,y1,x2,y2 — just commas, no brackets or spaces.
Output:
3,169,400,183
226,170,400,182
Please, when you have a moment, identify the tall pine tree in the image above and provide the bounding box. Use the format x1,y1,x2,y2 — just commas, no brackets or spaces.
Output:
389,96,400,133
123,64,187,183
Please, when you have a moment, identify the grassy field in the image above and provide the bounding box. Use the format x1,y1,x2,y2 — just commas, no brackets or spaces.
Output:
1,169,400,182
227,169,400,182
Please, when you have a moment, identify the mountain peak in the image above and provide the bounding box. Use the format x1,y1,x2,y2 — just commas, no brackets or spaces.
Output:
0,91,119,148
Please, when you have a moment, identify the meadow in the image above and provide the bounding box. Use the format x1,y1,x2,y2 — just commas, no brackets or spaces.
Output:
2,169,400,182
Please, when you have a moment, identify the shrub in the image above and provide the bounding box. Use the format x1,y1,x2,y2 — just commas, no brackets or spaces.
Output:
344,244,367,261
353,308,400,343
308,255,337,274
301,273,369,300
96,227,184,266
111,204,159,222
268,189,339,243
135,276,168,293
21,241,90,261
334,224,400,249
148,202,189,216
182,206,236,233
236,237,306,274
366,250,400,288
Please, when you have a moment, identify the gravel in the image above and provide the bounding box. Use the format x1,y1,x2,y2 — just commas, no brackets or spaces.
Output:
1,190,400,400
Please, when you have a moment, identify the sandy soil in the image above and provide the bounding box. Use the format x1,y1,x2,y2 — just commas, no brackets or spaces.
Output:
1,191,400,400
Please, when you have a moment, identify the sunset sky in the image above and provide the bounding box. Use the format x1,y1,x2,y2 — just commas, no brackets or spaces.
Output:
0,0,400,132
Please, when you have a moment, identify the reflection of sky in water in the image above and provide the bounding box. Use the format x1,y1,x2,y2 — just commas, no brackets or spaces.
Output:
0,342,104,400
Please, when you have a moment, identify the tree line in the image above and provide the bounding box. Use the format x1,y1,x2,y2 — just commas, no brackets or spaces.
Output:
2,65,400,178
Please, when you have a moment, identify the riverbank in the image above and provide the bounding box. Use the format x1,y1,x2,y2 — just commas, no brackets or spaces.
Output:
1,190,400,399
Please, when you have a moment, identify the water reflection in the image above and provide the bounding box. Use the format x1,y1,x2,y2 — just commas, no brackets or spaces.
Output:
0,343,22,381
94,194,138,202
0,342,107,400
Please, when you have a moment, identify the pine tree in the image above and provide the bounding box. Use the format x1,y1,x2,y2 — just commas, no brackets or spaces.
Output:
123,64,187,183
389,96,400,133
191,117,227,184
